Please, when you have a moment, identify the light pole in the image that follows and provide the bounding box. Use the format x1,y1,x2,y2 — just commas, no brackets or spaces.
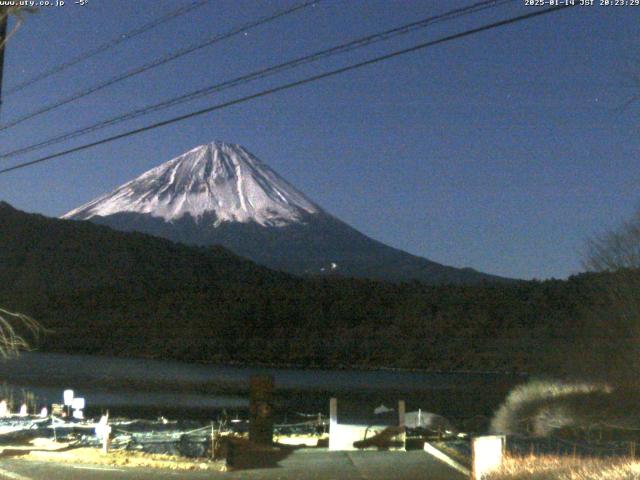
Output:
0,9,8,116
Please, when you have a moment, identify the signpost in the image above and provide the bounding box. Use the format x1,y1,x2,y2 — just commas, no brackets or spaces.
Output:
95,413,111,453
71,397,85,419
472,435,505,479
249,375,274,446
63,389,74,418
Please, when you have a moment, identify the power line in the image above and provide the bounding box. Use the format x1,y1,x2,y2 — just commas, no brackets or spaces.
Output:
0,0,514,161
0,0,319,132
0,4,574,176
4,0,211,96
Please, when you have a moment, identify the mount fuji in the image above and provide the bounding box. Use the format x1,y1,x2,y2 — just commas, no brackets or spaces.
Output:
63,141,506,284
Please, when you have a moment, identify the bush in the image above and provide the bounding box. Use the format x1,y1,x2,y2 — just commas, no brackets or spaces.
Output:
490,380,613,436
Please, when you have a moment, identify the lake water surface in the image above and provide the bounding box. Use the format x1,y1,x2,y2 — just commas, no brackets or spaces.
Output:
0,352,525,419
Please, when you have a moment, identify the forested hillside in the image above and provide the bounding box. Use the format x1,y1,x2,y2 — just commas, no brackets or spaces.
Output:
0,202,615,376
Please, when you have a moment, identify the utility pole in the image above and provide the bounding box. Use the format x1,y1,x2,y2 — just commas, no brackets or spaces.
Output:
0,9,8,116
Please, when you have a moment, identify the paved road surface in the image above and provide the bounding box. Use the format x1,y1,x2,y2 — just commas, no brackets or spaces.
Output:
0,449,466,480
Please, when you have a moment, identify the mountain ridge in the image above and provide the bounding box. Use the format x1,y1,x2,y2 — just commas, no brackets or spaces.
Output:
63,141,319,227
63,141,512,284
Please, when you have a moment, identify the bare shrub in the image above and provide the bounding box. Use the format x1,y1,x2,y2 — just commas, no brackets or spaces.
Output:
0,6,36,50
490,380,612,436
0,307,42,358
580,207,640,386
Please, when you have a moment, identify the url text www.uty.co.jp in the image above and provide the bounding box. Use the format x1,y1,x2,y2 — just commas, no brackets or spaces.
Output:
0,0,88,8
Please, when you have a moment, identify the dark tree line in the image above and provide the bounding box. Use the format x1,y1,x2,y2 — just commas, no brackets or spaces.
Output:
0,202,634,378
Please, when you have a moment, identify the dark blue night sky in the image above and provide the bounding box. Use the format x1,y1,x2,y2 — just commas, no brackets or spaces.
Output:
1,0,638,280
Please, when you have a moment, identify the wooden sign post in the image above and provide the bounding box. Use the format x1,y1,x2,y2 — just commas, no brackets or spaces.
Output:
249,375,274,446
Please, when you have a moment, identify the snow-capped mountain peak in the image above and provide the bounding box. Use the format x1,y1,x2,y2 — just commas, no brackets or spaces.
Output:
63,141,320,227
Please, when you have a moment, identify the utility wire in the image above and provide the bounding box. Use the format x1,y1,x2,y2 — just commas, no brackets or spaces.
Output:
0,4,574,176
0,0,514,161
0,0,319,132
4,0,211,96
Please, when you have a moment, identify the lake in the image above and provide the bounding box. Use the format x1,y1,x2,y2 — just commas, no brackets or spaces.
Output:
0,352,525,421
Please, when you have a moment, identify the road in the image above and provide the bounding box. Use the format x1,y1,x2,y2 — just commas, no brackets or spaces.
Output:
0,449,466,480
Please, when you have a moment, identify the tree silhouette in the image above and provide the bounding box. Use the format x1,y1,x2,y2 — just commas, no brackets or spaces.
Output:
1,6,42,358
581,207,640,385
0,308,40,358
0,6,35,50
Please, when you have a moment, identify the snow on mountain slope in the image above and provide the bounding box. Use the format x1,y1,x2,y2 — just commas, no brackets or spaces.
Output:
63,141,320,227
62,140,512,284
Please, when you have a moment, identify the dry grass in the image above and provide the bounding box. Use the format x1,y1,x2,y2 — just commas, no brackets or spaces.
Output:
273,433,328,447
24,447,226,472
486,455,640,480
